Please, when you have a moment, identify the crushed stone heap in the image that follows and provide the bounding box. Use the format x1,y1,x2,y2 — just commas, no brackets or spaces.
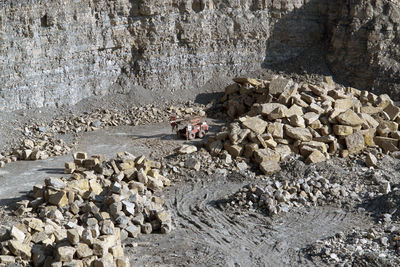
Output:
0,151,172,266
207,76,400,175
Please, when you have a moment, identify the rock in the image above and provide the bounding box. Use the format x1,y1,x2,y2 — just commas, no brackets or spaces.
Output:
45,177,66,189
384,103,400,120
374,136,399,153
126,225,140,238
22,149,33,160
0,255,15,264
228,124,250,145
361,106,382,114
116,257,130,267
336,109,364,126
185,158,201,171
268,106,287,120
288,115,305,128
360,128,376,146
224,142,243,158
242,117,268,135
305,150,326,164
365,153,378,168
89,180,103,195
288,99,306,112
259,160,281,175
333,98,353,109
8,240,31,260
208,140,223,156
380,182,391,194
91,120,102,127
345,132,365,154
254,148,280,164
309,103,324,114
269,77,292,95
122,201,135,216
243,143,259,158
285,127,312,142
24,139,35,149
147,176,164,191
137,169,148,184
267,122,284,139
48,190,68,207
101,221,115,235
236,162,248,171
309,84,327,96
333,125,353,136
141,223,153,234
74,152,88,160
10,226,25,242
258,103,288,117
177,145,197,154
233,77,261,87
359,113,379,128
76,243,93,259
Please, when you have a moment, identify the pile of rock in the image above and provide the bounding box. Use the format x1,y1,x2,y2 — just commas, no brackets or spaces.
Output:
207,76,400,174
0,152,172,266
222,174,355,215
26,104,206,136
0,103,206,168
172,145,255,178
306,227,400,266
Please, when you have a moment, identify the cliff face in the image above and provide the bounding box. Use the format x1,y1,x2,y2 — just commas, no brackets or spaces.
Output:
327,0,400,97
0,0,399,110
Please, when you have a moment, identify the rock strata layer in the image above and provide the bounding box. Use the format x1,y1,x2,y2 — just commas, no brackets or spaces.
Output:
0,0,399,110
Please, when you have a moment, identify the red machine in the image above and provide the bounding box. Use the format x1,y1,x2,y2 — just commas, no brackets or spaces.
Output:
170,116,209,140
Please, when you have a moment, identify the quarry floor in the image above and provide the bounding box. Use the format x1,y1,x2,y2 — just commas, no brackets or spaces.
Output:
0,120,375,266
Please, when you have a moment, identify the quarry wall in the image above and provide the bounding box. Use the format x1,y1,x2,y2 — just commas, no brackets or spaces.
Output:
0,0,399,110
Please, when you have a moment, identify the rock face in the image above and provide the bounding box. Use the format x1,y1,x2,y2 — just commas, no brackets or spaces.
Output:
0,0,399,110
327,0,400,98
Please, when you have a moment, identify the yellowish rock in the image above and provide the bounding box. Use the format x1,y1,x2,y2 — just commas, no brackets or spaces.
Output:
285,127,312,142
288,115,305,128
334,98,354,110
360,128,376,147
259,160,281,175
333,125,353,136
360,105,382,114
305,150,326,164
286,104,304,117
254,148,281,164
365,153,378,168
384,103,400,121
233,77,261,87
336,109,364,126
244,143,259,158
267,122,284,138
359,113,379,129
242,117,268,135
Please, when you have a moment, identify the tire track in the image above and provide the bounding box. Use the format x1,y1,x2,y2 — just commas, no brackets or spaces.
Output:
128,174,372,266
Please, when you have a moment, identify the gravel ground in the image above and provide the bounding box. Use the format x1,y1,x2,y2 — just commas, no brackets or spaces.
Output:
1,69,400,266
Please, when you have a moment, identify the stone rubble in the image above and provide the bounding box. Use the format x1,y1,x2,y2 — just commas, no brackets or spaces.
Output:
0,151,172,266
0,102,206,169
208,76,400,175
305,226,400,266
220,173,349,216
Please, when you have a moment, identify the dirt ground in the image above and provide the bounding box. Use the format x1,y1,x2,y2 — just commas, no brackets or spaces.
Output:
1,67,400,266
0,115,394,266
